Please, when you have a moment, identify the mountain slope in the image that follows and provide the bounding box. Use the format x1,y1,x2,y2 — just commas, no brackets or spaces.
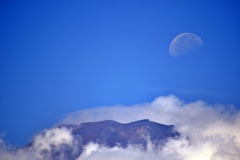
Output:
27,119,180,160
68,119,179,148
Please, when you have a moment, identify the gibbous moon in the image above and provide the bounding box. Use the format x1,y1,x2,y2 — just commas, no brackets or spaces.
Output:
169,33,203,57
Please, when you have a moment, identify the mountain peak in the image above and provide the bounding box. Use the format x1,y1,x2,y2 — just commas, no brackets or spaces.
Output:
27,119,180,159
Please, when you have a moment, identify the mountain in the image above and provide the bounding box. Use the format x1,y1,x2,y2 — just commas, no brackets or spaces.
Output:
68,119,179,148
26,119,180,160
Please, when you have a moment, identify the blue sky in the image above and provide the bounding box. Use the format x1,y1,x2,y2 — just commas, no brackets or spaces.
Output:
0,0,240,145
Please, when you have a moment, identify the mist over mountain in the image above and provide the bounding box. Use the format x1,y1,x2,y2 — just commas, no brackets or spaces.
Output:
1,95,240,160
22,119,179,160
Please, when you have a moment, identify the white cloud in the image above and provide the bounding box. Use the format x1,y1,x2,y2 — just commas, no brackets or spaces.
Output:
76,142,165,160
1,95,240,160
0,127,75,160
62,95,240,160
76,136,240,160
31,127,73,152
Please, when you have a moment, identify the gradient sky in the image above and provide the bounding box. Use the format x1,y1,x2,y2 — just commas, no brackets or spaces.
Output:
0,0,240,146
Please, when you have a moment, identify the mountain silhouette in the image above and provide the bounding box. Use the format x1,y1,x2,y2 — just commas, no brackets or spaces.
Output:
26,119,180,159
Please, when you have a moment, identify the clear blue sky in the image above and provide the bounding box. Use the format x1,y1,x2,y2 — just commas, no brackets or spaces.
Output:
0,0,240,145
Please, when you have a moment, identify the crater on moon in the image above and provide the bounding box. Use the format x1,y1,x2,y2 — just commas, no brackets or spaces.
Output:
169,33,203,57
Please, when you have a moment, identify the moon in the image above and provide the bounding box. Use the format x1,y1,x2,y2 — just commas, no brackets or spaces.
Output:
169,33,203,57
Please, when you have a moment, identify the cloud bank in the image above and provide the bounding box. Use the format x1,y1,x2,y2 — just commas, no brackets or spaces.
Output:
0,127,76,160
1,95,240,160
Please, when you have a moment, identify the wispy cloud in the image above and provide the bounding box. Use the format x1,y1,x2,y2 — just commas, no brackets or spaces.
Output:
0,95,240,160
0,127,76,160
62,95,240,160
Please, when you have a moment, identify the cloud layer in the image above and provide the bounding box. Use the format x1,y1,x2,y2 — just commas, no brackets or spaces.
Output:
1,95,240,160
61,95,240,160
0,127,76,160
